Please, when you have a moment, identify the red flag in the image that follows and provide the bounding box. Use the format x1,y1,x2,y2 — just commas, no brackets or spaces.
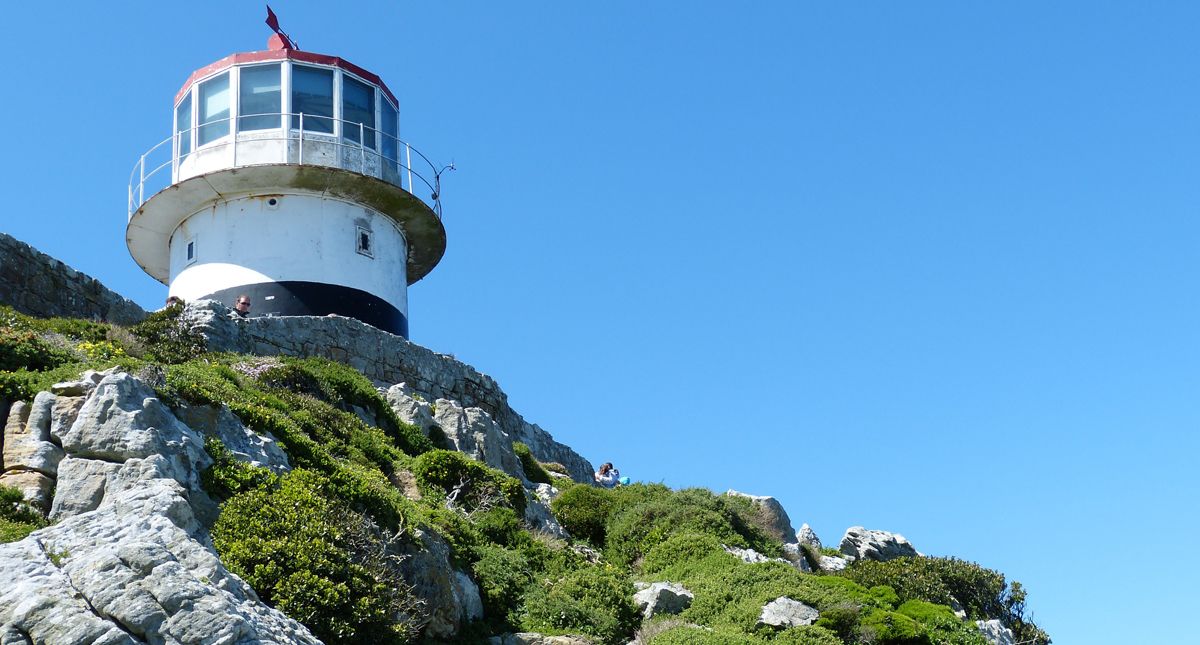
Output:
265,5,282,34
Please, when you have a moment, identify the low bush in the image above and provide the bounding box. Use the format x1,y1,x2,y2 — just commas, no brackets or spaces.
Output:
550,484,615,547
0,328,75,372
838,556,1048,645
604,487,781,568
521,564,639,644
129,304,206,364
211,469,423,644
513,441,552,484
473,545,534,628
411,450,526,514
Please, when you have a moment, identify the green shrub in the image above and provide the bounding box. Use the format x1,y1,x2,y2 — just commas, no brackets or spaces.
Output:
521,565,639,644
473,545,534,627
211,469,422,644
201,437,278,500
257,358,432,457
641,531,728,575
604,487,780,568
550,484,615,547
411,449,525,514
513,442,552,484
129,304,207,364
0,485,46,543
0,328,75,372
839,556,1048,645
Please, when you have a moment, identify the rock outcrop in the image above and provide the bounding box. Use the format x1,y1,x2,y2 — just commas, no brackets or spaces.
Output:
0,372,318,644
724,490,798,545
757,597,820,629
633,582,693,619
838,526,920,562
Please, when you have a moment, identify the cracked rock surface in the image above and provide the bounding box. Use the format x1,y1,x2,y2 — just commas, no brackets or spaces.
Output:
0,372,319,644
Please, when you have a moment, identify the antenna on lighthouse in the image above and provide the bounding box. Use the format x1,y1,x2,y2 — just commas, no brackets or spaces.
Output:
265,5,299,50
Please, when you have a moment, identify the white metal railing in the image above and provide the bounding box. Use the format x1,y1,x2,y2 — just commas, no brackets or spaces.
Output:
128,113,448,220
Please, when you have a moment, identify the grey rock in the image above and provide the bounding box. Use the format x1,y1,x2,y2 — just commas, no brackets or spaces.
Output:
433,399,524,481
400,528,479,638
722,545,792,566
173,402,290,474
0,471,54,514
839,526,920,562
819,554,850,572
724,490,797,544
0,479,319,645
633,582,693,619
2,397,66,476
976,619,1016,645
48,458,121,519
781,543,814,572
49,371,104,397
386,383,437,436
757,597,819,629
525,484,568,538
454,570,484,624
57,373,212,503
797,523,822,550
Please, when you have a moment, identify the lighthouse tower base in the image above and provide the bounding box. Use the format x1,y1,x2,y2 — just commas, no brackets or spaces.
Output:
165,193,411,337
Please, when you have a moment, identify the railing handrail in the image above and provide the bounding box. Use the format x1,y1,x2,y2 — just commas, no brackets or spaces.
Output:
128,112,445,220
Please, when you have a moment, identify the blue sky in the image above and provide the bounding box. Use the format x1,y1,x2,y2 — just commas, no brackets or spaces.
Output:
2,2,1197,642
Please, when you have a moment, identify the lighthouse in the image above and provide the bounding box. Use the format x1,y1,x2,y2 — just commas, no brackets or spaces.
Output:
126,26,446,338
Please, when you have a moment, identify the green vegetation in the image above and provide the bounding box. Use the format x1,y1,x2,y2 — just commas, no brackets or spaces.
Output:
513,441,553,484
212,468,421,644
0,484,46,543
0,307,1050,645
838,556,1049,645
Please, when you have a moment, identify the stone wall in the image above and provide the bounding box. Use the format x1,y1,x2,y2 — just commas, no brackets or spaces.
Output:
0,232,147,325
182,301,594,482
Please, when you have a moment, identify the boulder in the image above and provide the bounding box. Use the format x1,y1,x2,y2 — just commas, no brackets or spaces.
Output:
724,490,797,544
432,399,524,481
976,619,1016,645
781,543,814,572
797,523,821,550
2,396,67,476
525,484,568,538
0,470,54,513
819,554,850,572
49,370,105,397
757,597,819,628
173,402,290,474
839,526,920,562
386,383,437,437
633,582,694,619
46,373,215,525
400,528,482,638
724,544,809,572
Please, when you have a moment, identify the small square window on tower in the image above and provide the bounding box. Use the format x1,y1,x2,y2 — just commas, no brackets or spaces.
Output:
185,239,197,265
356,226,374,258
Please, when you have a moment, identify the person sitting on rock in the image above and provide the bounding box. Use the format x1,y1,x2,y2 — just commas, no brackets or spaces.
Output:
595,462,620,488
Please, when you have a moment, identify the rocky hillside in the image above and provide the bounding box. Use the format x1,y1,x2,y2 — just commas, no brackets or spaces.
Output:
0,243,1050,645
